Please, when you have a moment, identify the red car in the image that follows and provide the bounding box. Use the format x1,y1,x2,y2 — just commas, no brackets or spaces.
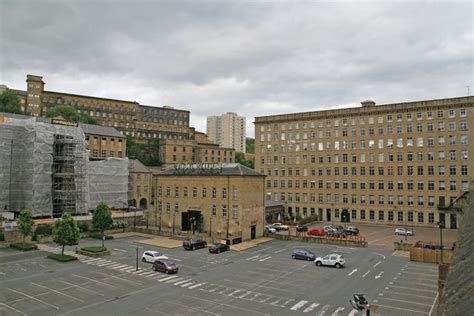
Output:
307,229,326,236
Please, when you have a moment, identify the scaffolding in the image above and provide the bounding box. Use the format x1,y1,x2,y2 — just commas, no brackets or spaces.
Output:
52,134,87,216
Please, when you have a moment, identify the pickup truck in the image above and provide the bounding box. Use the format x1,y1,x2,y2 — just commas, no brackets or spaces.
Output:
272,223,289,231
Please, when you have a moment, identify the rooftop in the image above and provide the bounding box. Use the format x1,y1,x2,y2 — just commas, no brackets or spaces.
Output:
157,163,264,177
79,123,125,138
129,159,152,173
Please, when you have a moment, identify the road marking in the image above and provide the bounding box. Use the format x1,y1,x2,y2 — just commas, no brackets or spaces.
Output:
428,292,439,316
290,300,308,311
188,282,206,289
362,270,371,278
167,277,184,283
373,252,386,259
383,290,435,299
331,307,345,315
59,280,105,296
315,304,330,315
107,264,124,268
348,309,359,316
303,302,320,312
375,303,429,314
229,289,242,296
375,271,384,279
123,267,138,272
173,279,193,285
159,275,178,282
348,269,358,276
113,248,127,252
97,261,114,267
111,265,130,270
0,303,28,316
258,256,272,262
237,290,253,299
138,271,155,276
167,257,182,262
31,282,84,302
274,248,287,253
71,274,115,288
153,274,168,279
373,261,382,268
246,255,260,261
8,288,59,310
180,282,195,287
379,297,433,307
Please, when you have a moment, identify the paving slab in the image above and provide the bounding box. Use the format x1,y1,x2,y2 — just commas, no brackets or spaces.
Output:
230,237,273,251
135,237,183,249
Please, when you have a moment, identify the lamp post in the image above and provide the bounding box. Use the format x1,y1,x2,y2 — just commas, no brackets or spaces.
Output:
437,221,444,264
209,216,212,238
172,211,176,235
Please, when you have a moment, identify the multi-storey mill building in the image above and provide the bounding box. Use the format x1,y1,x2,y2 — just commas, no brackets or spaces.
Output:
255,97,473,229
11,74,194,142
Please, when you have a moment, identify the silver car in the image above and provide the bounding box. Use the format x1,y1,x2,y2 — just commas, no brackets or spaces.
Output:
315,254,345,268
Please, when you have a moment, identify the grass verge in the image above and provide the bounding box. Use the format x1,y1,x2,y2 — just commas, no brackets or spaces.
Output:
81,246,107,253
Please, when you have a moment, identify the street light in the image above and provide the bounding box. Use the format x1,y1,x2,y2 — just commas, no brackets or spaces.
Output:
437,221,445,264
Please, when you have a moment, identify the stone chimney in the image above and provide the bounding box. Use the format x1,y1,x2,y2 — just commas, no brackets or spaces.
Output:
361,100,376,107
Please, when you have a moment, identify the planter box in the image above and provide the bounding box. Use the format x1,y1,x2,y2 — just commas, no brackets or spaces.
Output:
77,249,111,257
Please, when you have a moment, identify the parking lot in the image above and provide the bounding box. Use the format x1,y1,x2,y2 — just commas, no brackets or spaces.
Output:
0,235,439,316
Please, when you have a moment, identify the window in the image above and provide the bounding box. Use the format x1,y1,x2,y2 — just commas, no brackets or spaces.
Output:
379,210,384,221
232,206,238,219
361,210,366,220
397,211,403,222
192,187,197,198
222,205,227,217
212,187,217,199
418,212,424,224
370,210,375,220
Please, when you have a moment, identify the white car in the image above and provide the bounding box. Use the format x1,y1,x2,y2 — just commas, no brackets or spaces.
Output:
395,228,414,236
315,254,345,269
141,251,168,263
265,225,277,233
272,223,289,231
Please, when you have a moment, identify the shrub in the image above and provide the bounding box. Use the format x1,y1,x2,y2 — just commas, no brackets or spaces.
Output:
78,222,90,232
33,224,53,241
89,231,114,240
11,243,38,251
298,215,319,225
81,246,107,253
47,253,78,262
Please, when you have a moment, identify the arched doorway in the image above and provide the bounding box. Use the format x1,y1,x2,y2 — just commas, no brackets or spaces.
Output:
139,198,147,209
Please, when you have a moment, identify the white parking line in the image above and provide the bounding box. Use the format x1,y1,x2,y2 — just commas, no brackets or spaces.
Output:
386,285,435,293
166,277,183,283
315,304,330,315
331,307,345,315
111,265,130,270
303,302,320,312
159,275,178,282
113,248,127,253
0,303,28,316
290,300,308,311
258,256,272,262
376,303,429,314
180,282,195,287
59,280,105,296
31,282,83,302
167,257,182,262
188,282,206,289
362,270,371,278
348,309,359,316
8,288,59,310
173,279,193,285
246,255,260,261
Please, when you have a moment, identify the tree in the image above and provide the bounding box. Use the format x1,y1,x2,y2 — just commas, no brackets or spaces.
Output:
235,152,254,169
52,213,81,255
245,137,255,154
45,105,97,124
0,90,22,114
17,209,34,243
92,202,113,247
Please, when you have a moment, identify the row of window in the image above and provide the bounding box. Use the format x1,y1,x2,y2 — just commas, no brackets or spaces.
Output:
273,189,468,205
264,164,469,178
91,150,123,158
261,134,469,154
157,202,239,219
259,108,468,132
261,119,468,142
171,155,232,163
158,186,238,200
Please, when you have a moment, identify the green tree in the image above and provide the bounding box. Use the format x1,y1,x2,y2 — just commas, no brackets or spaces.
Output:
235,152,254,169
246,137,255,154
92,202,113,247
46,105,97,124
52,213,81,255
17,209,34,243
0,90,22,114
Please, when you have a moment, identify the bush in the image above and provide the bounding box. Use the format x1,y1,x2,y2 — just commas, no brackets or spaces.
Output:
11,243,38,251
112,220,128,229
78,222,90,232
47,253,78,262
298,215,319,225
89,232,114,240
33,224,53,241
81,246,107,253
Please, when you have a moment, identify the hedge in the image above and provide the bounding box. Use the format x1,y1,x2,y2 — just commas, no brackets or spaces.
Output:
32,224,53,241
89,232,114,240
11,243,38,251
47,253,78,262
81,246,107,253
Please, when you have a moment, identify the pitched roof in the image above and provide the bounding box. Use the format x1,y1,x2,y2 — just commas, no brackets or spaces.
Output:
79,123,125,138
129,159,152,173
157,163,264,177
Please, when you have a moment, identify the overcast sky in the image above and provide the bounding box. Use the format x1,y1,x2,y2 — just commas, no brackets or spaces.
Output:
1,0,472,137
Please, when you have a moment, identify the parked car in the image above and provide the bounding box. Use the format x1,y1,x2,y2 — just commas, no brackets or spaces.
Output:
272,223,289,231
208,243,230,254
183,238,207,250
265,225,277,234
315,254,345,268
307,229,326,236
323,225,335,232
296,225,308,232
141,250,168,263
344,226,359,236
395,228,414,236
291,248,316,261
152,259,178,274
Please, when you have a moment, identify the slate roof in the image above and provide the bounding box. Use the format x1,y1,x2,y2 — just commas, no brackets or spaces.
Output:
129,159,151,173
158,163,264,177
79,123,124,138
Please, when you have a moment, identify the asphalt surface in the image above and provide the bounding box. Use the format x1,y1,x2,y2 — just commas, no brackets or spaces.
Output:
1,236,439,316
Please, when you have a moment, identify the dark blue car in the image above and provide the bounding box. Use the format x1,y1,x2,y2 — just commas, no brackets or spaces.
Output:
291,248,316,261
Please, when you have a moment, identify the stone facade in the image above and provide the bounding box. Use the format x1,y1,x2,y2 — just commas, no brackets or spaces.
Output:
152,163,265,243
82,124,126,160
255,96,474,229
128,159,152,210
